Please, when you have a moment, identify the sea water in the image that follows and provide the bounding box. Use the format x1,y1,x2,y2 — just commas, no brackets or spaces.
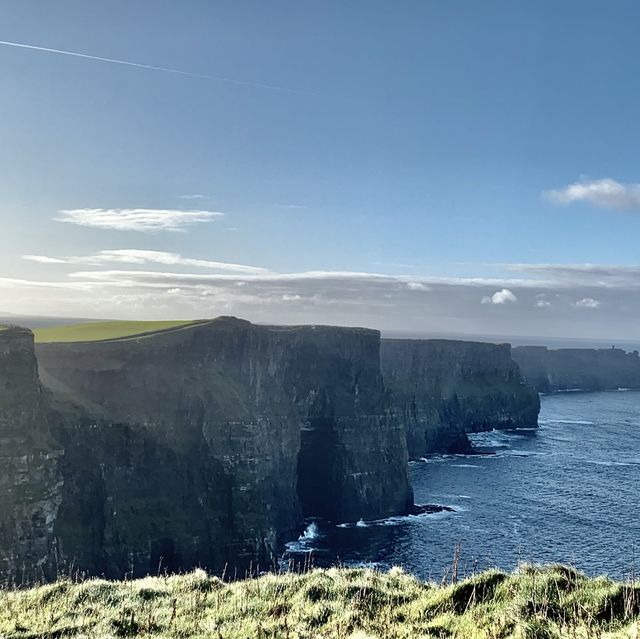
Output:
284,391,640,579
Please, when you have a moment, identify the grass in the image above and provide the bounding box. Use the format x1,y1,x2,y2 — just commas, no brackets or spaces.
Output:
1,564,638,638
32,320,203,344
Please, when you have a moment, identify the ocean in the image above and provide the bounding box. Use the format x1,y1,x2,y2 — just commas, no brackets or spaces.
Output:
284,390,640,580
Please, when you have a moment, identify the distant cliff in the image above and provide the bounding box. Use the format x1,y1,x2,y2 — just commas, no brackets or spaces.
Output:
513,345,640,392
24,317,412,579
0,327,62,583
381,339,540,459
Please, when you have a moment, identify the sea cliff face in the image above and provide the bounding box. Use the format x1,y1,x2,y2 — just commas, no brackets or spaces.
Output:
31,317,412,579
381,339,540,459
0,327,62,583
512,346,640,392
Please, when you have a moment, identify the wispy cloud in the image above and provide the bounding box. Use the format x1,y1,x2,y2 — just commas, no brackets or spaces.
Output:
179,194,209,200
55,208,223,232
24,249,268,274
0,40,311,95
23,255,66,264
482,288,517,305
503,263,640,289
544,178,640,211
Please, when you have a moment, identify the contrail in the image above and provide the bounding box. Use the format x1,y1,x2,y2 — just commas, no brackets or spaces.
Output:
0,39,311,95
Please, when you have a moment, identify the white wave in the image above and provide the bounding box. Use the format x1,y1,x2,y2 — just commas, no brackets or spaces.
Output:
337,507,456,529
588,460,635,467
284,521,321,553
450,463,481,468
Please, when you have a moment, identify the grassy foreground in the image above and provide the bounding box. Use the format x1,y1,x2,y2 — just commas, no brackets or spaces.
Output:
32,320,200,344
1,565,639,638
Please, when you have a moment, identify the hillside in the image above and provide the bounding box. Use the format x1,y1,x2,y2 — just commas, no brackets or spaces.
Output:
1,565,638,638
32,320,203,344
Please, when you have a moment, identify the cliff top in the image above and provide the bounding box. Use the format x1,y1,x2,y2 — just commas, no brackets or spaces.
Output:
33,319,207,343
0,564,637,638
383,337,511,348
33,316,379,345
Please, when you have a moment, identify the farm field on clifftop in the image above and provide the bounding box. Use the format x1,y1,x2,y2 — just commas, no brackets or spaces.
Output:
1,565,639,638
32,320,204,343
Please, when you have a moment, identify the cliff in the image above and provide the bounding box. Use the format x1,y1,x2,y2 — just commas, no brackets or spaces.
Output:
513,346,640,392
0,326,62,583
28,317,411,579
381,339,540,459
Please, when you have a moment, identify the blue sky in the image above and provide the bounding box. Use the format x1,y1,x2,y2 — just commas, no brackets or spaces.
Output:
2,1,640,339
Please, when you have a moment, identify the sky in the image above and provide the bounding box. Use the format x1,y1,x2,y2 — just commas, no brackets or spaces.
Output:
2,1,640,340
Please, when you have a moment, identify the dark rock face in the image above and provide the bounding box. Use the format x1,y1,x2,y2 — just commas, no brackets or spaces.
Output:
513,346,640,393
381,339,540,459
0,327,62,583
30,317,412,579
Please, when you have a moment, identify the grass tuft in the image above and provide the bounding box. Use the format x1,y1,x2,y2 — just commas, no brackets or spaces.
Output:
0,564,638,638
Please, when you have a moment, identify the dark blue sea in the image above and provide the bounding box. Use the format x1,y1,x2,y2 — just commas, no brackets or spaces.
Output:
284,391,640,579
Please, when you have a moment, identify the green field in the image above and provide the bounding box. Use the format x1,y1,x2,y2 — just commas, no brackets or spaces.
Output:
1,565,638,638
33,320,202,344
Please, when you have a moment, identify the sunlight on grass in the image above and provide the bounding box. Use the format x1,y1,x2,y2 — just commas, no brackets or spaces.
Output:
1,565,639,638
33,320,203,344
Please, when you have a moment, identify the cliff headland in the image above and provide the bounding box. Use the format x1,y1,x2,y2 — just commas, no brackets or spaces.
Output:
0,317,540,582
513,345,640,392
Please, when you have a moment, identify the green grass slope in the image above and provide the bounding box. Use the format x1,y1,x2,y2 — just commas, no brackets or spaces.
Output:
1,565,639,638
33,320,203,344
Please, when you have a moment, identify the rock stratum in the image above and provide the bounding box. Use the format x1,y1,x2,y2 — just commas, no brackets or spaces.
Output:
381,339,540,459
513,345,640,392
0,318,540,582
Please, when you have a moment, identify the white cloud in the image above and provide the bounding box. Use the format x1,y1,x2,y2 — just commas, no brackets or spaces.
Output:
55,208,223,232
536,299,551,308
24,250,268,274
406,281,430,291
544,178,640,211
575,297,601,309
23,255,66,264
482,288,517,305
178,194,208,200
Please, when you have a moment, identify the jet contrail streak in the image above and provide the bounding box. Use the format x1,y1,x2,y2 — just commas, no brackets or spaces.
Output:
0,39,310,95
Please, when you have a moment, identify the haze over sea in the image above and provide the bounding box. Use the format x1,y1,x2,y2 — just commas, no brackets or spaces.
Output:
286,391,640,580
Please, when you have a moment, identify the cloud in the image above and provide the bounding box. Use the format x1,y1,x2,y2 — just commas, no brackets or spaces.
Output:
55,208,223,232
178,194,208,200
482,289,517,305
536,299,551,308
544,178,640,211
24,250,268,274
23,255,66,264
503,263,640,289
575,297,601,309
406,281,430,291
